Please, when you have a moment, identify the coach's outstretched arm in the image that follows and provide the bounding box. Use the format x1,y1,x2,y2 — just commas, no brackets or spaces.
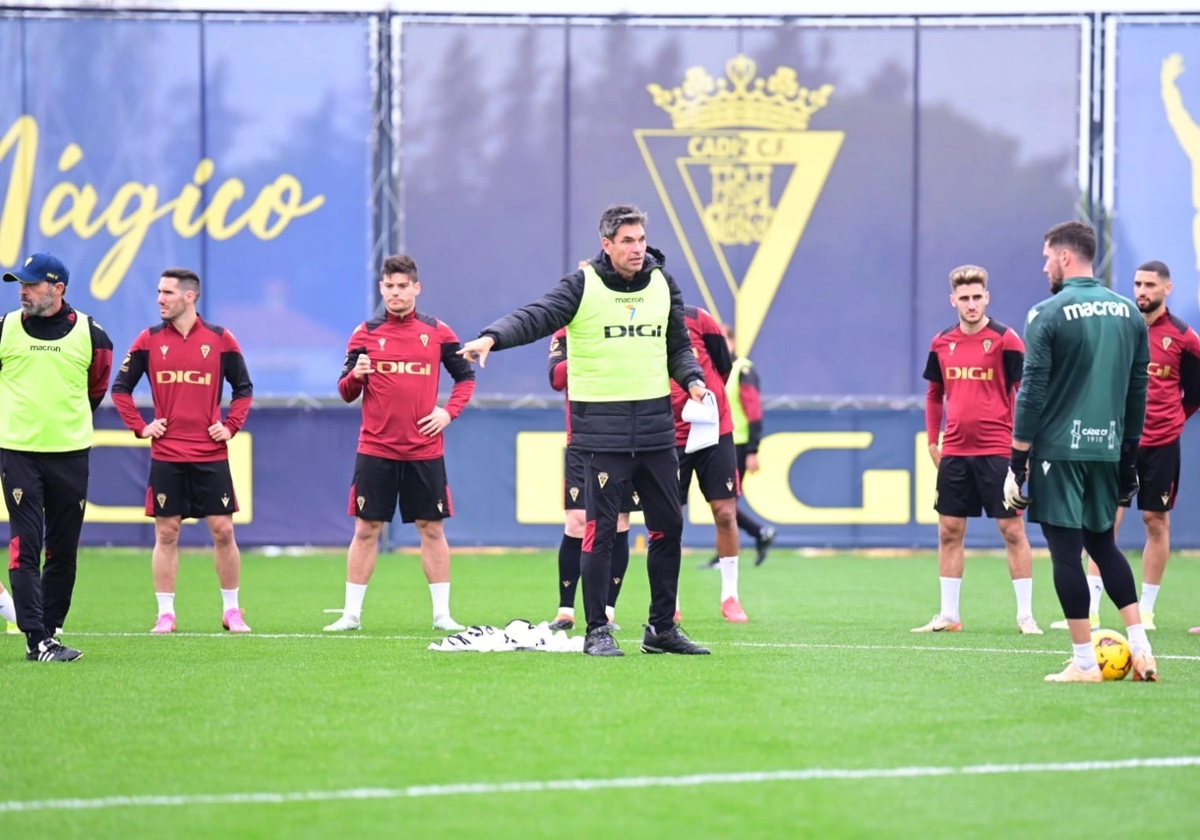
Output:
476,271,587,356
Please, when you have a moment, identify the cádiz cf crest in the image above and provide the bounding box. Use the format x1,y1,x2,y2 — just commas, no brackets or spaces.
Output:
636,55,843,357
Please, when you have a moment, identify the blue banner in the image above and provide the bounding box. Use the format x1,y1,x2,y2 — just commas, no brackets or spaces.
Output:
404,21,1084,396
0,14,374,396
1113,22,1200,331
0,16,1085,399
17,406,1194,551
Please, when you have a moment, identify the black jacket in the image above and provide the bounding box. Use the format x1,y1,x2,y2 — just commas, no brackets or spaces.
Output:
480,248,704,452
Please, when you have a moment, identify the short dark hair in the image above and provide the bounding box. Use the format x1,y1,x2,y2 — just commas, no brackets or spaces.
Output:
949,265,988,290
599,205,648,241
381,254,418,282
1137,260,1170,279
161,267,200,297
1044,221,1097,263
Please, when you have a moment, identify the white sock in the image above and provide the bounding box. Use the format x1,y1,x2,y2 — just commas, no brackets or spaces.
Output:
1012,578,1033,618
558,606,575,618
220,588,239,612
719,556,739,602
1073,641,1099,670
605,605,615,621
939,577,962,622
1141,583,1160,614
1087,574,1104,615
1126,623,1151,656
156,592,175,617
344,582,367,619
430,582,451,619
0,589,14,623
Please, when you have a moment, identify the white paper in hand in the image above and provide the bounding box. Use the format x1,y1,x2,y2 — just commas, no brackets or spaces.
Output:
683,390,719,453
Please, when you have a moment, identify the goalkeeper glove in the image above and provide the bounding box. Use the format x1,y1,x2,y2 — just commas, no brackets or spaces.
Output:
1117,438,1140,506
1004,447,1031,511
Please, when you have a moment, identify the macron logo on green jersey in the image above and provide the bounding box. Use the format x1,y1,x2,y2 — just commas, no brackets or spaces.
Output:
1062,300,1131,321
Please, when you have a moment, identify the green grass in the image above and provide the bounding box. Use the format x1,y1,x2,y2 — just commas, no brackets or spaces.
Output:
2,547,1199,839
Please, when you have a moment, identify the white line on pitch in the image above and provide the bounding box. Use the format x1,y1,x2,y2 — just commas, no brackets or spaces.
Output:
60,633,1200,661
729,641,1200,662
0,756,1197,814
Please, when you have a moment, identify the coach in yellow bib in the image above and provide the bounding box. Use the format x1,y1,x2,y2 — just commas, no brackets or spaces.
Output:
459,205,709,657
0,253,113,662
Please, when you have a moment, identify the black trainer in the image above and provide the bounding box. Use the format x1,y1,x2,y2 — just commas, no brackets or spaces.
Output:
548,616,575,631
755,525,777,566
583,628,624,657
26,638,83,662
641,624,710,655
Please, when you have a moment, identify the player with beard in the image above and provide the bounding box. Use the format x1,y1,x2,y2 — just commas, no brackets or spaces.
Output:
1005,221,1157,682
112,268,254,634
1049,260,1200,632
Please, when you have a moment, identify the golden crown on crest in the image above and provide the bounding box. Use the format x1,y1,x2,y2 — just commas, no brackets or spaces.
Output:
647,54,834,132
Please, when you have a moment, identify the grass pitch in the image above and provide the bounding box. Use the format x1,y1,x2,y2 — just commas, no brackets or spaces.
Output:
1,547,1199,838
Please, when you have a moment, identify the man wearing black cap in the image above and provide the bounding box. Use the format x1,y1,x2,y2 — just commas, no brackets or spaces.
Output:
0,253,113,661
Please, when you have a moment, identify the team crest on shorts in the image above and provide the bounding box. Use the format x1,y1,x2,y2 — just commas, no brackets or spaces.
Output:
569,487,579,502
598,472,609,489
156,493,167,508
356,495,366,511
11,488,22,505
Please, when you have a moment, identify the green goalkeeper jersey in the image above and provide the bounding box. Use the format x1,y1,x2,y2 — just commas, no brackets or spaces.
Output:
1013,276,1149,461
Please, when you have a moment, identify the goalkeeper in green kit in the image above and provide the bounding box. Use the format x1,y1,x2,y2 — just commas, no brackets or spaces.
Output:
1005,221,1159,683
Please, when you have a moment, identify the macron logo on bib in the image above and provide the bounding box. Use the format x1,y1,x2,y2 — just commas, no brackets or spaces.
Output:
1063,301,1130,321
